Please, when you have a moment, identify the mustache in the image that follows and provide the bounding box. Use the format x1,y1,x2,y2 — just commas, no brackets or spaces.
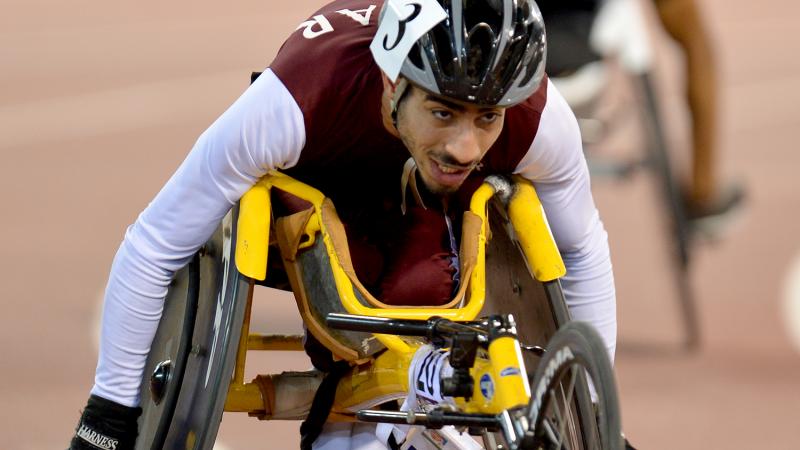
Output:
430,152,482,171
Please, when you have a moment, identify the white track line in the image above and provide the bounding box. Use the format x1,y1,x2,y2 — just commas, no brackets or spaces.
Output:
782,251,800,353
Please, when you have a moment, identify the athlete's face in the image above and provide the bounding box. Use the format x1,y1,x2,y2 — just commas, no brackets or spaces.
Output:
394,86,506,195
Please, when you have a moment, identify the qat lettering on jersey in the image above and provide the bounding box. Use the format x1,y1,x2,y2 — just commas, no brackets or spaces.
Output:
297,5,378,39
297,15,334,39
370,0,447,81
336,5,377,26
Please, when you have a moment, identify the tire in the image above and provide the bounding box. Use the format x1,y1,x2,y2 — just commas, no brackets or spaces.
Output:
482,199,595,449
526,321,622,450
135,254,199,450
136,206,252,450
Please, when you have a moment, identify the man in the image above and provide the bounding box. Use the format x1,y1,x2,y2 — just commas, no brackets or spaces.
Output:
69,0,617,448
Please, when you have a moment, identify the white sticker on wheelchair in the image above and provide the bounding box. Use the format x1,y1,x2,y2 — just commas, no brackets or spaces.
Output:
479,373,494,401
411,345,451,403
369,0,447,81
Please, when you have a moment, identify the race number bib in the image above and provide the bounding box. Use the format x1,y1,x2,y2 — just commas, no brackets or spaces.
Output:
370,0,447,81
411,345,451,403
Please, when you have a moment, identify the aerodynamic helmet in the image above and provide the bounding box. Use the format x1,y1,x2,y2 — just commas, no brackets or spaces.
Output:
373,0,547,107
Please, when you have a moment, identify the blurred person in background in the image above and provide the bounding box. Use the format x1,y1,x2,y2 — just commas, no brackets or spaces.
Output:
539,0,744,225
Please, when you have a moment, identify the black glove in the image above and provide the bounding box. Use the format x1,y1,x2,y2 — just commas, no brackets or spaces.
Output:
69,394,141,450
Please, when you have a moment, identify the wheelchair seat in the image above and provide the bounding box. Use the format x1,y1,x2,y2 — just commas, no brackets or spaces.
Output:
269,186,483,362
232,171,567,364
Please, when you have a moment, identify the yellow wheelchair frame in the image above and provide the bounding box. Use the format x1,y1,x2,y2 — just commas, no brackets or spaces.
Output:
137,170,620,450
221,172,565,434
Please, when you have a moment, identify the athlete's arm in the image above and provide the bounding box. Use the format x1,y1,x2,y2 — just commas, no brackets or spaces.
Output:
514,81,617,361
92,69,306,407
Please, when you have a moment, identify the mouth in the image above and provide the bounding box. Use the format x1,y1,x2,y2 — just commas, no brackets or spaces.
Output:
427,157,473,189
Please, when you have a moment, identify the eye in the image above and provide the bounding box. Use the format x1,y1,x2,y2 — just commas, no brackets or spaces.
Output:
432,109,452,120
479,112,501,124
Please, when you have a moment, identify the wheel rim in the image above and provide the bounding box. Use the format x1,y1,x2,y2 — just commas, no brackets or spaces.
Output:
136,254,200,450
529,324,619,450
162,208,251,450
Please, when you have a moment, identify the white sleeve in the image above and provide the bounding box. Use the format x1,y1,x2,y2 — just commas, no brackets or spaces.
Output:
91,69,306,406
514,81,617,362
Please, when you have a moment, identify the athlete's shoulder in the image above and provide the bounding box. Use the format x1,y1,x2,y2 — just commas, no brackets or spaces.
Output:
511,75,550,117
516,79,586,182
270,0,381,88
269,0,382,125
483,76,550,172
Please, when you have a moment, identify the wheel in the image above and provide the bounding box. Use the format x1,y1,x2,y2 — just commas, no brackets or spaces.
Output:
136,206,252,450
482,201,597,440
135,254,199,449
483,202,609,450
526,321,622,450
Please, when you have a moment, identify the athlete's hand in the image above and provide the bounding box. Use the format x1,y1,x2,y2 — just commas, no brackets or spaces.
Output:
68,395,141,450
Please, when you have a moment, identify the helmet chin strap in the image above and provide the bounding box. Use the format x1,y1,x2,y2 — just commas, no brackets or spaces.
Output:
400,157,427,215
390,78,410,129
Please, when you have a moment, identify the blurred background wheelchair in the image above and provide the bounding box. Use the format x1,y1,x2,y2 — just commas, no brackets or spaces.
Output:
540,0,745,350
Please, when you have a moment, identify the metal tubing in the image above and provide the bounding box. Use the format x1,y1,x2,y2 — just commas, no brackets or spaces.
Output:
326,313,432,336
356,409,500,429
232,280,255,385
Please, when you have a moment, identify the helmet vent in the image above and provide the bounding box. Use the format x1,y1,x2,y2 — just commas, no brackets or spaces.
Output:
408,42,424,70
465,23,495,83
430,21,457,78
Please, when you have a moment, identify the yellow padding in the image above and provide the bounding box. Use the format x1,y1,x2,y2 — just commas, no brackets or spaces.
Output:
508,176,566,281
236,183,271,280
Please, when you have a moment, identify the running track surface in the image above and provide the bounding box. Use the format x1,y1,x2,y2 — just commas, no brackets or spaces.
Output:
1,1,799,448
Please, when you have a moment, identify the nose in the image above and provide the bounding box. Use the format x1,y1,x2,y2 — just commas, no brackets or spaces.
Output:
443,123,483,167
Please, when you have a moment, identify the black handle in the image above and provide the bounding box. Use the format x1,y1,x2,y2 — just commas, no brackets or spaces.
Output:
326,313,433,336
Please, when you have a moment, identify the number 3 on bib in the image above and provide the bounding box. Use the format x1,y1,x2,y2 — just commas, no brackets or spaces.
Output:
370,0,447,81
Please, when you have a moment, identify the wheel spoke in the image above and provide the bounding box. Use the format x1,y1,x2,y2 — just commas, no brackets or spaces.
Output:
529,323,623,450
556,365,580,449
548,388,565,448
542,417,560,449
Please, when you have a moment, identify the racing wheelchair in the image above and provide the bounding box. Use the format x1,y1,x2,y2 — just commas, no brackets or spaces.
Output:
134,171,623,449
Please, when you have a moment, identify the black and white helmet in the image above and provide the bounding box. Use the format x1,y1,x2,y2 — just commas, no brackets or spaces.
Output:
373,0,547,107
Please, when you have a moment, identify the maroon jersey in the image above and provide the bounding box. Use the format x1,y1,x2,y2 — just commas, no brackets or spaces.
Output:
269,0,549,305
